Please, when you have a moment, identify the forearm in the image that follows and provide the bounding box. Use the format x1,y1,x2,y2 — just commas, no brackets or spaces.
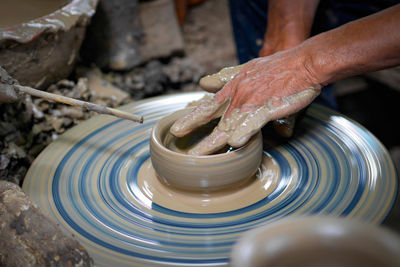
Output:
264,0,320,51
303,4,400,85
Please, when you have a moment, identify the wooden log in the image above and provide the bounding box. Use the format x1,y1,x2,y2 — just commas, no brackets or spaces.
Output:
0,181,92,266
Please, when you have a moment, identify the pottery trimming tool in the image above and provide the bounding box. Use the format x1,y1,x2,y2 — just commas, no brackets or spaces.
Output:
14,84,144,123
0,66,143,123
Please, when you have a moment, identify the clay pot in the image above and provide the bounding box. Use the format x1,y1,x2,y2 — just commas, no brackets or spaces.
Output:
0,0,98,89
231,216,400,267
150,108,263,191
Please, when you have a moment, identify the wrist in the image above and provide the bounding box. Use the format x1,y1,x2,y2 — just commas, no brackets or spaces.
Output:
291,43,327,88
298,33,344,86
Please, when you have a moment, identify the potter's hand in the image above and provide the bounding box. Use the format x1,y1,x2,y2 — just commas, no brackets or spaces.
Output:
171,49,321,155
0,67,20,103
172,4,400,155
199,63,299,138
256,0,320,137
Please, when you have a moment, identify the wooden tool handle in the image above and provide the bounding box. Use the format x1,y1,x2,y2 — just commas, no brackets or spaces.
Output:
14,85,143,123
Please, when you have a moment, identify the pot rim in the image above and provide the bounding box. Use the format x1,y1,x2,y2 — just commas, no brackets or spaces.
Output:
150,108,262,160
0,0,98,44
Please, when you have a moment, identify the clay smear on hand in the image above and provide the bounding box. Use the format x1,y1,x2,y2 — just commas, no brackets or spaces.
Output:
165,118,233,155
221,89,320,145
0,0,67,28
170,88,320,155
170,94,229,137
199,64,299,138
199,65,243,93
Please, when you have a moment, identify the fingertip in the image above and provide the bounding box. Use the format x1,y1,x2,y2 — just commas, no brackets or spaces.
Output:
228,133,252,148
199,75,223,93
169,112,194,137
188,142,208,156
189,129,229,155
169,123,185,137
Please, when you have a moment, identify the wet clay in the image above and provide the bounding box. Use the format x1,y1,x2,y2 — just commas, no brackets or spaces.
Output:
138,152,281,213
0,0,69,28
199,64,302,139
170,94,229,137
0,0,97,43
199,64,243,92
171,88,320,155
165,119,233,154
219,90,319,143
151,108,263,191
0,0,97,89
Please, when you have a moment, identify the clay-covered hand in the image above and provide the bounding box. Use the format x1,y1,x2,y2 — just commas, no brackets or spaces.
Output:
170,49,321,155
259,43,303,138
199,63,299,138
0,67,20,103
255,0,321,137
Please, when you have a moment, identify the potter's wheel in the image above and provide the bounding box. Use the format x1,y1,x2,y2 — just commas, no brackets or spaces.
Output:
23,92,398,266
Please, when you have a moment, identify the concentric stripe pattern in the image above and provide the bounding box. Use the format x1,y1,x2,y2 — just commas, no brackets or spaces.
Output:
23,92,398,266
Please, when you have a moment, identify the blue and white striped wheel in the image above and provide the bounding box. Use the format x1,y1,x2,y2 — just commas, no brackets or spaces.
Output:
23,92,398,266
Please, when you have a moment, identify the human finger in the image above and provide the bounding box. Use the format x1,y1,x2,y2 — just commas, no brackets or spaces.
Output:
170,95,229,137
188,127,229,155
199,64,244,93
187,104,250,155
228,106,271,147
229,88,321,147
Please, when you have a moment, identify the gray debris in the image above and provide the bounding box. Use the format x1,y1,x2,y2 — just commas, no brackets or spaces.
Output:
0,77,131,184
1,55,204,184
109,58,204,99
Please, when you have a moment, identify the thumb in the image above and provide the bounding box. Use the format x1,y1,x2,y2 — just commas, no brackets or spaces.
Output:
199,64,244,93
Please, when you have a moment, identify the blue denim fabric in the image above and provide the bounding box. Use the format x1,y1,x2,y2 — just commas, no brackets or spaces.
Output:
228,0,399,109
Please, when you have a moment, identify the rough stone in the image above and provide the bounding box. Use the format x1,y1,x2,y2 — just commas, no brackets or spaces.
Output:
1,27,88,89
0,76,132,185
0,181,92,266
